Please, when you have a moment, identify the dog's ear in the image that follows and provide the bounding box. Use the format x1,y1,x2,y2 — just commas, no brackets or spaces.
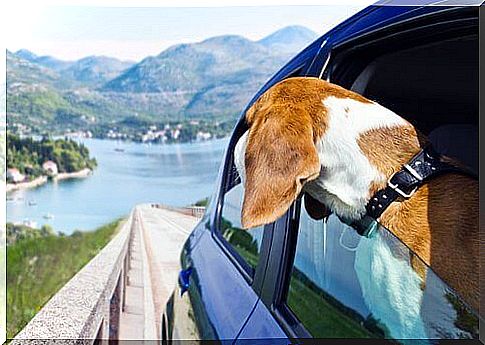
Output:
241,105,321,229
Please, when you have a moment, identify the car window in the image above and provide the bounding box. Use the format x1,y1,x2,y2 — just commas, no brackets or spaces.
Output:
285,193,479,340
218,154,264,274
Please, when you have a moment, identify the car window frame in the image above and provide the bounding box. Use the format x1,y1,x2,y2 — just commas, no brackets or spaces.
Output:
210,42,324,290
211,120,274,287
262,7,479,339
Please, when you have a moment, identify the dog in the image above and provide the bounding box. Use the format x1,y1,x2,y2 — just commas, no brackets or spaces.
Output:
234,77,479,326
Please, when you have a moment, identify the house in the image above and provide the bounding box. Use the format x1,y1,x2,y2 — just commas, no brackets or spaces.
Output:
42,160,58,176
7,168,25,183
196,131,212,141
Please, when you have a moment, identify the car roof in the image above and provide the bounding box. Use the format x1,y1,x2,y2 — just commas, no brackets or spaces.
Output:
329,4,477,46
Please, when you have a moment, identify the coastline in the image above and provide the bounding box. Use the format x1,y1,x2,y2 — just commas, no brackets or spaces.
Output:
54,168,92,181
7,168,92,193
6,176,48,193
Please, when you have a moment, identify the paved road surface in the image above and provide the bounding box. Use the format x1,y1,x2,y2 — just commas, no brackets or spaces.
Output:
119,204,199,340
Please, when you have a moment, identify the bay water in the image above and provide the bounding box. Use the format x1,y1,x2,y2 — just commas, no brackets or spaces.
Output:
6,138,228,234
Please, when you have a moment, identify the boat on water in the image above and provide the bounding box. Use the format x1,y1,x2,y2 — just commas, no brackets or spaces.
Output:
114,148,125,152
43,213,54,219
28,200,37,206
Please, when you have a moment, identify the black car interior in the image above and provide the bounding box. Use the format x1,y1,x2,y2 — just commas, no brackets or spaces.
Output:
342,35,478,174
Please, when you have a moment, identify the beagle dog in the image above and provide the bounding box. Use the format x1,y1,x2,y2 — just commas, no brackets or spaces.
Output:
234,77,479,316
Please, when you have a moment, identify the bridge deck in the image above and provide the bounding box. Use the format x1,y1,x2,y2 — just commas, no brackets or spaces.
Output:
119,204,198,340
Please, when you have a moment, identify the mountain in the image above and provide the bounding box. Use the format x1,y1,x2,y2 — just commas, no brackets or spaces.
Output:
13,49,39,62
104,27,317,94
14,49,73,71
103,35,282,93
7,52,135,132
62,56,134,87
258,25,318,53
101,26,317,117
13,50,134,87
7,51,63,89
7,25,320,134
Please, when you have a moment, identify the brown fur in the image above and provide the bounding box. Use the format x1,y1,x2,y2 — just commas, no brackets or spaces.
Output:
243,77,370,228
359,126,479,310
242,104,321,229
242,76,479,313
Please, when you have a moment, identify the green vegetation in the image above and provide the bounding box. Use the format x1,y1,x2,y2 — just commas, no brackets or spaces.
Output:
445,293,479,338
7,133,97,178
7,223,55,245
193,197,209,207
7,219,123,338
8,90,71,123
287,269,387,338
220,218,260,268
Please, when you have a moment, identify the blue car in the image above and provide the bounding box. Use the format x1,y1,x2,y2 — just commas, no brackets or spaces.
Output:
162,3,480,343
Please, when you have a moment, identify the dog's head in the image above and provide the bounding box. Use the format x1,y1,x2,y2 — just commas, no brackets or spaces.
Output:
235,77,329,229
236,77,418,229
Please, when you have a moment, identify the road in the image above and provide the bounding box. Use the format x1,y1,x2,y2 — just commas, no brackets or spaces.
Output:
119,204,199,340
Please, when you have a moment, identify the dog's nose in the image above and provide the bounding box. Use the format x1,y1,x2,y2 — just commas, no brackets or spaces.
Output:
304,192,331,220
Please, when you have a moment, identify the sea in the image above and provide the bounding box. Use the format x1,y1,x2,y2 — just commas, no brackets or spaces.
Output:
6,138,228,234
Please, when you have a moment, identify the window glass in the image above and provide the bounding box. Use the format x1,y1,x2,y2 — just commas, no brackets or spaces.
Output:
219,160,264,271
286,194,479,340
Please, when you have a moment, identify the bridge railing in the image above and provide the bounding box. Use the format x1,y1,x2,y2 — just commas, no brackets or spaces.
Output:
12,212,135,344
152,204,206,219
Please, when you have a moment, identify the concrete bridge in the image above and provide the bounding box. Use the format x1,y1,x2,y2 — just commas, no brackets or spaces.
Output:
12,204,203,343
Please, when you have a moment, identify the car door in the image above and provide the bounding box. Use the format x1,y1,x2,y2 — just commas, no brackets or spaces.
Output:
166,123,274,343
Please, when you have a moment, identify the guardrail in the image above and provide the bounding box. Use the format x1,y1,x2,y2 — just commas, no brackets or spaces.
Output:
152,204,206,219
12,213,135,344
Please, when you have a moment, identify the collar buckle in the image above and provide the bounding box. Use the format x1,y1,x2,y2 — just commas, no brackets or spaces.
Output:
403,163,424,181
387,175,417,198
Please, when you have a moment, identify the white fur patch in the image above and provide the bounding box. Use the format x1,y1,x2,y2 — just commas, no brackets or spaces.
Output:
234,130,249,183
305,96,409,220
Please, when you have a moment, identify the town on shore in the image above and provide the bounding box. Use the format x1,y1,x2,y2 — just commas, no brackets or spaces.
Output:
12,118,235,145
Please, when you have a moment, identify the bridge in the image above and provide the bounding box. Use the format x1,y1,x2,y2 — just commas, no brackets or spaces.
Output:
11,204,203,343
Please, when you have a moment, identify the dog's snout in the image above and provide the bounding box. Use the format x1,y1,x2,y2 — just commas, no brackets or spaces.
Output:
304,192,331,221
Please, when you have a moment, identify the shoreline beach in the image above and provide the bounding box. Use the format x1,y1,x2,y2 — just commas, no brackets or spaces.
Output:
6,176,48,193
7,169,93,193
54,168,92,181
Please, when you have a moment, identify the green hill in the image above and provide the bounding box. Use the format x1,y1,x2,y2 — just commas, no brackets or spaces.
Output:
7,134,97,178
7,26,318,136
7,219,123,338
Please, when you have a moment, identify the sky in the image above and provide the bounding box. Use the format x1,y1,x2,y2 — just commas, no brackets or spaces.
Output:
4,2,372,62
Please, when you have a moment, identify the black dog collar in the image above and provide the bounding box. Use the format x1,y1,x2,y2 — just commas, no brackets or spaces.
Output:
343,146,475,237
366,146,468,220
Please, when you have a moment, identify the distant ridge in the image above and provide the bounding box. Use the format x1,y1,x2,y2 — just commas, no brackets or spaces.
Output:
8,25,320,132
13,50,134,87
258,25,318,52
103,25,318,94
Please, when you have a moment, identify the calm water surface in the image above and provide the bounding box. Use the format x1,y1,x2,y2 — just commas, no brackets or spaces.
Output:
7,138,228,233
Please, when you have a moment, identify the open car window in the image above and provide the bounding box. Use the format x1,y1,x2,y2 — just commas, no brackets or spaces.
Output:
284,193,480,340
218,148,265,276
